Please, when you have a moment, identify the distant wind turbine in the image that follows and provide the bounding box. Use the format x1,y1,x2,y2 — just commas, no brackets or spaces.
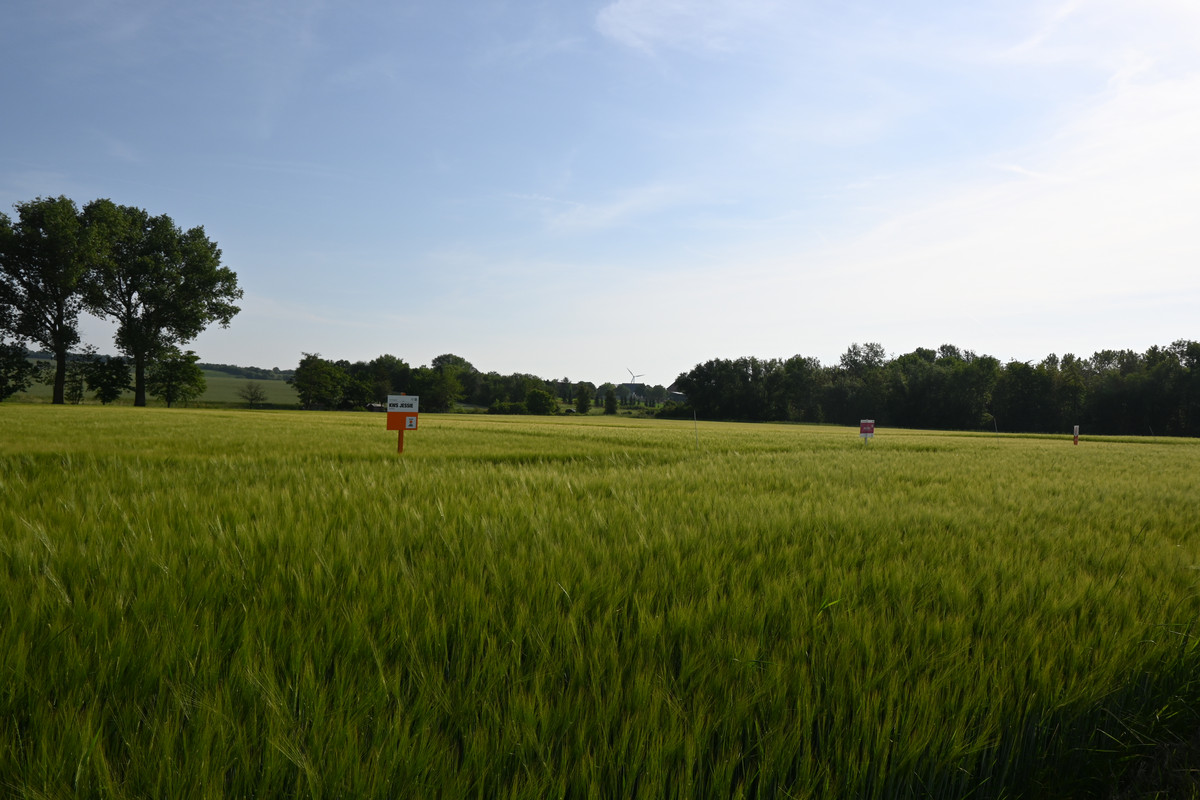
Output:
626,368,645,402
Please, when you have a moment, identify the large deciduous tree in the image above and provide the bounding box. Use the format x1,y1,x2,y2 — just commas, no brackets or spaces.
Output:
289,353,347,410
0,196,99,404
83,200,242,406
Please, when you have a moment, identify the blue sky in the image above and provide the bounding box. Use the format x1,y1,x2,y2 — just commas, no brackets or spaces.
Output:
3,0,1198,387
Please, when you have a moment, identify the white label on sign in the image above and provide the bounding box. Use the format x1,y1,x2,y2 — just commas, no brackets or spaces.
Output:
405,416,417,429
387,395,419,413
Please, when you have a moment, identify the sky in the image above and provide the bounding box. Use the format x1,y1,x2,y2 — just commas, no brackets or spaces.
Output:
2,0,1198,387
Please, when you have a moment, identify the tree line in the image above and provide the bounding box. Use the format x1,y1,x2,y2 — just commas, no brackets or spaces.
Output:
0,196,242,405
288,352,670,416
671,341,1200,436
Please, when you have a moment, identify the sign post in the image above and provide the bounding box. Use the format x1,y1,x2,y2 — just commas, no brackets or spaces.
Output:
387,394,419,453
859,419,875,443
1073,425,1079,446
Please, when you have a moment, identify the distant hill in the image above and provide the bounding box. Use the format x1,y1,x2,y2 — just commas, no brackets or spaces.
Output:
197,363,295,381
26,351,293,381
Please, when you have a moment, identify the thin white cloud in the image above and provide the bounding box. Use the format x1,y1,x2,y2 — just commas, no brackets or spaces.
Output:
595,0,783,55
539,183,696,233
731,67,1200,354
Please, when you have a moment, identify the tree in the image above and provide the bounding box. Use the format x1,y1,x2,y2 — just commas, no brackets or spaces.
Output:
146,349,206,407
82,200,242,406
86,354,132,405
63,359,87,404
525,388,558,415
289,353,347,410
575,384,593,415
237,381,268,409
334,359,375,410
604,386,618,415
430,353,479,405
412,363,464,412
779,354,826,422
366,354,412,401
0,196,100,404
0,339,40,401
992,361,1054,433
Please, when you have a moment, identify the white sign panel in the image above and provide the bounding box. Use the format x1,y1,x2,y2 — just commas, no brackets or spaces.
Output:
388,395,419,413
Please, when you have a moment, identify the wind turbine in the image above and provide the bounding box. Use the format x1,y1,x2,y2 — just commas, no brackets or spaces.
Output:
627,368,644,402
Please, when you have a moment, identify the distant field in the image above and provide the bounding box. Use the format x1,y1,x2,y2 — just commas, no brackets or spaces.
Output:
199,370,299,406
14,363,299,407
1,408,1198,798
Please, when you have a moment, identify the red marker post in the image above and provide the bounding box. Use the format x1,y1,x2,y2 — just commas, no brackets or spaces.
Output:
860,419,875,443
387,394,419,453
1073,425,1079,446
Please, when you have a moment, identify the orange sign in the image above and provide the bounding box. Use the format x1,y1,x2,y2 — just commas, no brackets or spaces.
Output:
387,395,419,430
387,395,419,452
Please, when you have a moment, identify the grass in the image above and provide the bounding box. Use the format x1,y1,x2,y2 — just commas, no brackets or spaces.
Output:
197,371,299,406
1,408,1198,798
13,365,299,407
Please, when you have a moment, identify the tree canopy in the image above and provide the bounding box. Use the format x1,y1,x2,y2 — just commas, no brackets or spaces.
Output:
146,349,206,408
672,340,1200,437
0,196,98,403
0,339,40,402
82,200,241,406
0,196,241,406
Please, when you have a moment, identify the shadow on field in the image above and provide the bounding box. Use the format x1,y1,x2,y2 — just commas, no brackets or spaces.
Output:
915,650,1200,799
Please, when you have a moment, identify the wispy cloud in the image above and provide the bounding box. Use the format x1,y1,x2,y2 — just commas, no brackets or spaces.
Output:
594,0,783,55
537,183,696,233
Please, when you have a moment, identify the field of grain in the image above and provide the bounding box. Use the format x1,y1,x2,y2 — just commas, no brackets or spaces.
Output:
1,406,1198,798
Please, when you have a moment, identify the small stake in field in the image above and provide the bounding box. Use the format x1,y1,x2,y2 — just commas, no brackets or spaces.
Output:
860,419,875,443
1074,424,1079,446
387,394,419,453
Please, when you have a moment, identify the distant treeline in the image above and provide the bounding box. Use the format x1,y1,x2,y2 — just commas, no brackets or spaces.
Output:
290,352,669,413
671,341,1200,437
197,362,294,381
27,352,294,382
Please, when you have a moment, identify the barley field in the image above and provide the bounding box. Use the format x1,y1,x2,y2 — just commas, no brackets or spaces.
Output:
1,406,1198,798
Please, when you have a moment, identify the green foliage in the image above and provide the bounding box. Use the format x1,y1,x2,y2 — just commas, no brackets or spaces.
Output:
85,353,132,405
146,349,206,407
412,363,464,412
198,362,293,381
524,387,558,415
1,411,1199,797
604,385,618,414
675,340,1200,436
0,340,39,401
0,196,99,403
63,359,86,404
358,354,411,403
575,384,593,415
488,400,528,415
289,353,347,410
81,200,242,406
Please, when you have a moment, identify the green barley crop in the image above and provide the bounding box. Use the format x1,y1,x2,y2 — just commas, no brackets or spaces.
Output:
1,406,1198,798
